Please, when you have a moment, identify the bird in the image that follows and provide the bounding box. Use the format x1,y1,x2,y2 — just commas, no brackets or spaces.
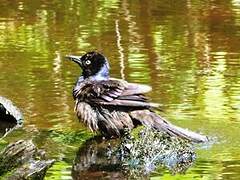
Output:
66,51,208,143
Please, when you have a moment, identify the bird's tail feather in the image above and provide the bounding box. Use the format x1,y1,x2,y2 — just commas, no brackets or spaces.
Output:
129,110,208,143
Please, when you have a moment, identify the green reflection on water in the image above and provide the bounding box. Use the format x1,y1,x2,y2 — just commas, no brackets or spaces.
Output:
0,0,240,179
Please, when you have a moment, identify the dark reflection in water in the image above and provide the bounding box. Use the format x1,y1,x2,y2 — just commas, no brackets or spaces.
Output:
0,0,240,179
72,137,124,180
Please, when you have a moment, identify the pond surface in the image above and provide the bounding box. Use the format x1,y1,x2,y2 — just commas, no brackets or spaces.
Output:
0,0,240,179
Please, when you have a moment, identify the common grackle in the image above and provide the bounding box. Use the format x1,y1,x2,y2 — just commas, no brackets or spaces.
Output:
66,51,208,142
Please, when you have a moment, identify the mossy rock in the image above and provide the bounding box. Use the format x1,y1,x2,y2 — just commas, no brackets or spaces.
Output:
0,140,55,180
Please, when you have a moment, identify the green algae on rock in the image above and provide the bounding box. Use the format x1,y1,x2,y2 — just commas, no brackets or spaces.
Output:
117,128,196,177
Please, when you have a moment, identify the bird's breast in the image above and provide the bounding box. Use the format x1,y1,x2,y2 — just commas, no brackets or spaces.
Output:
75,101,98,131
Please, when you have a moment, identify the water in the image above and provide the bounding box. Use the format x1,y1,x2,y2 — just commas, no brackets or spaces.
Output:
0,0,239,179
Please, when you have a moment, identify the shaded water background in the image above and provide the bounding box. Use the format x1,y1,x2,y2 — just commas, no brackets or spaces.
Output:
0,0,240,179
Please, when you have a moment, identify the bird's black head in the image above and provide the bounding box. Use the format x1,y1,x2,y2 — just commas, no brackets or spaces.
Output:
66,51,110,80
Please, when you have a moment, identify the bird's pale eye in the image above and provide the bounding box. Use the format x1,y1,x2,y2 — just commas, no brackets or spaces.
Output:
85,60,91,65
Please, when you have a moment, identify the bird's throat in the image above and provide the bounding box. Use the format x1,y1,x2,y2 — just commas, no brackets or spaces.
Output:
83,64,109,81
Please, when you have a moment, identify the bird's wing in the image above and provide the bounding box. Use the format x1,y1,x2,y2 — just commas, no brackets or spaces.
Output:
74,78,158,108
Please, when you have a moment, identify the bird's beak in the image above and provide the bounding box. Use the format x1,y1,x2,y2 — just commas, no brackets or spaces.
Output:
65,55,82,66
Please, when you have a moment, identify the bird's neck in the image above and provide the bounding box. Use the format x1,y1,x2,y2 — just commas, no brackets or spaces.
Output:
83,63,110,81
73,65,109,99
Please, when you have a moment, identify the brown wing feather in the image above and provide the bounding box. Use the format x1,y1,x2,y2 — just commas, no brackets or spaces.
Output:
74,78,158,108
121,83,152,96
